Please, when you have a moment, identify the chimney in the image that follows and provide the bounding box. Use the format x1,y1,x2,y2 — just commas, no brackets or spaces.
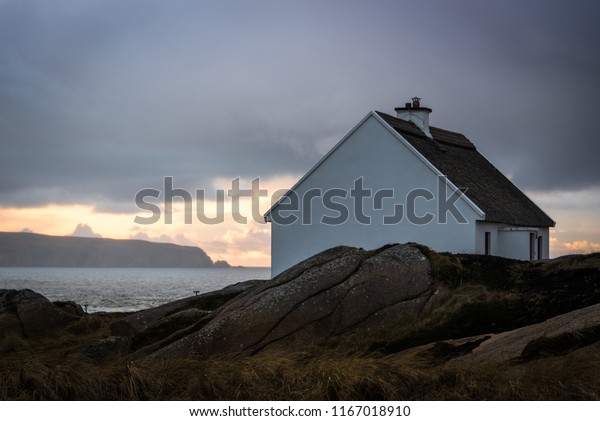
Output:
394,96,433,139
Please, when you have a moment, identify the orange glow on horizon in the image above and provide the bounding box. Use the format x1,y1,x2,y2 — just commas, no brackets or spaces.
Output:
0,203,273,267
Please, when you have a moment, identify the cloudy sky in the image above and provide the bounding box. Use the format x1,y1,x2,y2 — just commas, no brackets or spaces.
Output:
1,0,599,266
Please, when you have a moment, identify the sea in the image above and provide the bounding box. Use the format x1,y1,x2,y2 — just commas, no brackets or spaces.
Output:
0,267,271,313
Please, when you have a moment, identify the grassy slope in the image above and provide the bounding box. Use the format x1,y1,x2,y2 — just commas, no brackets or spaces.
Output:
1,249,599,400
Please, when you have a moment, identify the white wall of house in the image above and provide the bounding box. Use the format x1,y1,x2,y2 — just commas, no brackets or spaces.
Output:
498,229,531,260
498,226,550,260
269,113,484,276
475,222,550,261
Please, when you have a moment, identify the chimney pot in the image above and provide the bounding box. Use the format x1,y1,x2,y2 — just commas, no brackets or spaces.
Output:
395,97,433,139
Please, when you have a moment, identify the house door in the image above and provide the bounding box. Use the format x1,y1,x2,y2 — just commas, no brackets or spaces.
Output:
484,232,491,256
529,232,536,261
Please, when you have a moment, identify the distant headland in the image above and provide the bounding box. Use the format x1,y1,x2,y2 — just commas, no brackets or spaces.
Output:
0,231,229,268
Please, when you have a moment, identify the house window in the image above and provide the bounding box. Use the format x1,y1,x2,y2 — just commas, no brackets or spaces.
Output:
537,236,543,260
484,232,491,256
529,232,536,261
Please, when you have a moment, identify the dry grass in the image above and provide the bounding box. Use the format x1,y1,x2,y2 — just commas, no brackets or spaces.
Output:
184,351,426,400
3,299,594,400
2,336,599,400
431,349,600,400
540,252,600,273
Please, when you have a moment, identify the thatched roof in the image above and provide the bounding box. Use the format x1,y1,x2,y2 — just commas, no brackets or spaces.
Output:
376,111,555,227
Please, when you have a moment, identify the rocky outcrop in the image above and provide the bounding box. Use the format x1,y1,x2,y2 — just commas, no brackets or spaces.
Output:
463,302,600,362
410,302,600,364
5,244,597,367
0,313,22,338
82,336,132,363
110,279,263,350
149,244,446,359
53,301,85,317
0,289,80,338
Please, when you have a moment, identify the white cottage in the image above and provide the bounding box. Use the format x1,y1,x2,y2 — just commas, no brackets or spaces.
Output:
264,98,555,276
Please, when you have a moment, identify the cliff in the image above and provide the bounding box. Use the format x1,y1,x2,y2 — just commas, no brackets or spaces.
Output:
0,232,228,268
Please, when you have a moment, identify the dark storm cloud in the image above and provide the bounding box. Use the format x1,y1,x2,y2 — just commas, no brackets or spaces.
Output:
1,0,599,212
423,0,600,191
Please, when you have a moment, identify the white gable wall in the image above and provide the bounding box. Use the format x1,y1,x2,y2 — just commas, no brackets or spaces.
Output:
270,114,483,276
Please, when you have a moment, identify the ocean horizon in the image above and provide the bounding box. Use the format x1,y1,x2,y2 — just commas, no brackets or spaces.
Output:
0,267,271,313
